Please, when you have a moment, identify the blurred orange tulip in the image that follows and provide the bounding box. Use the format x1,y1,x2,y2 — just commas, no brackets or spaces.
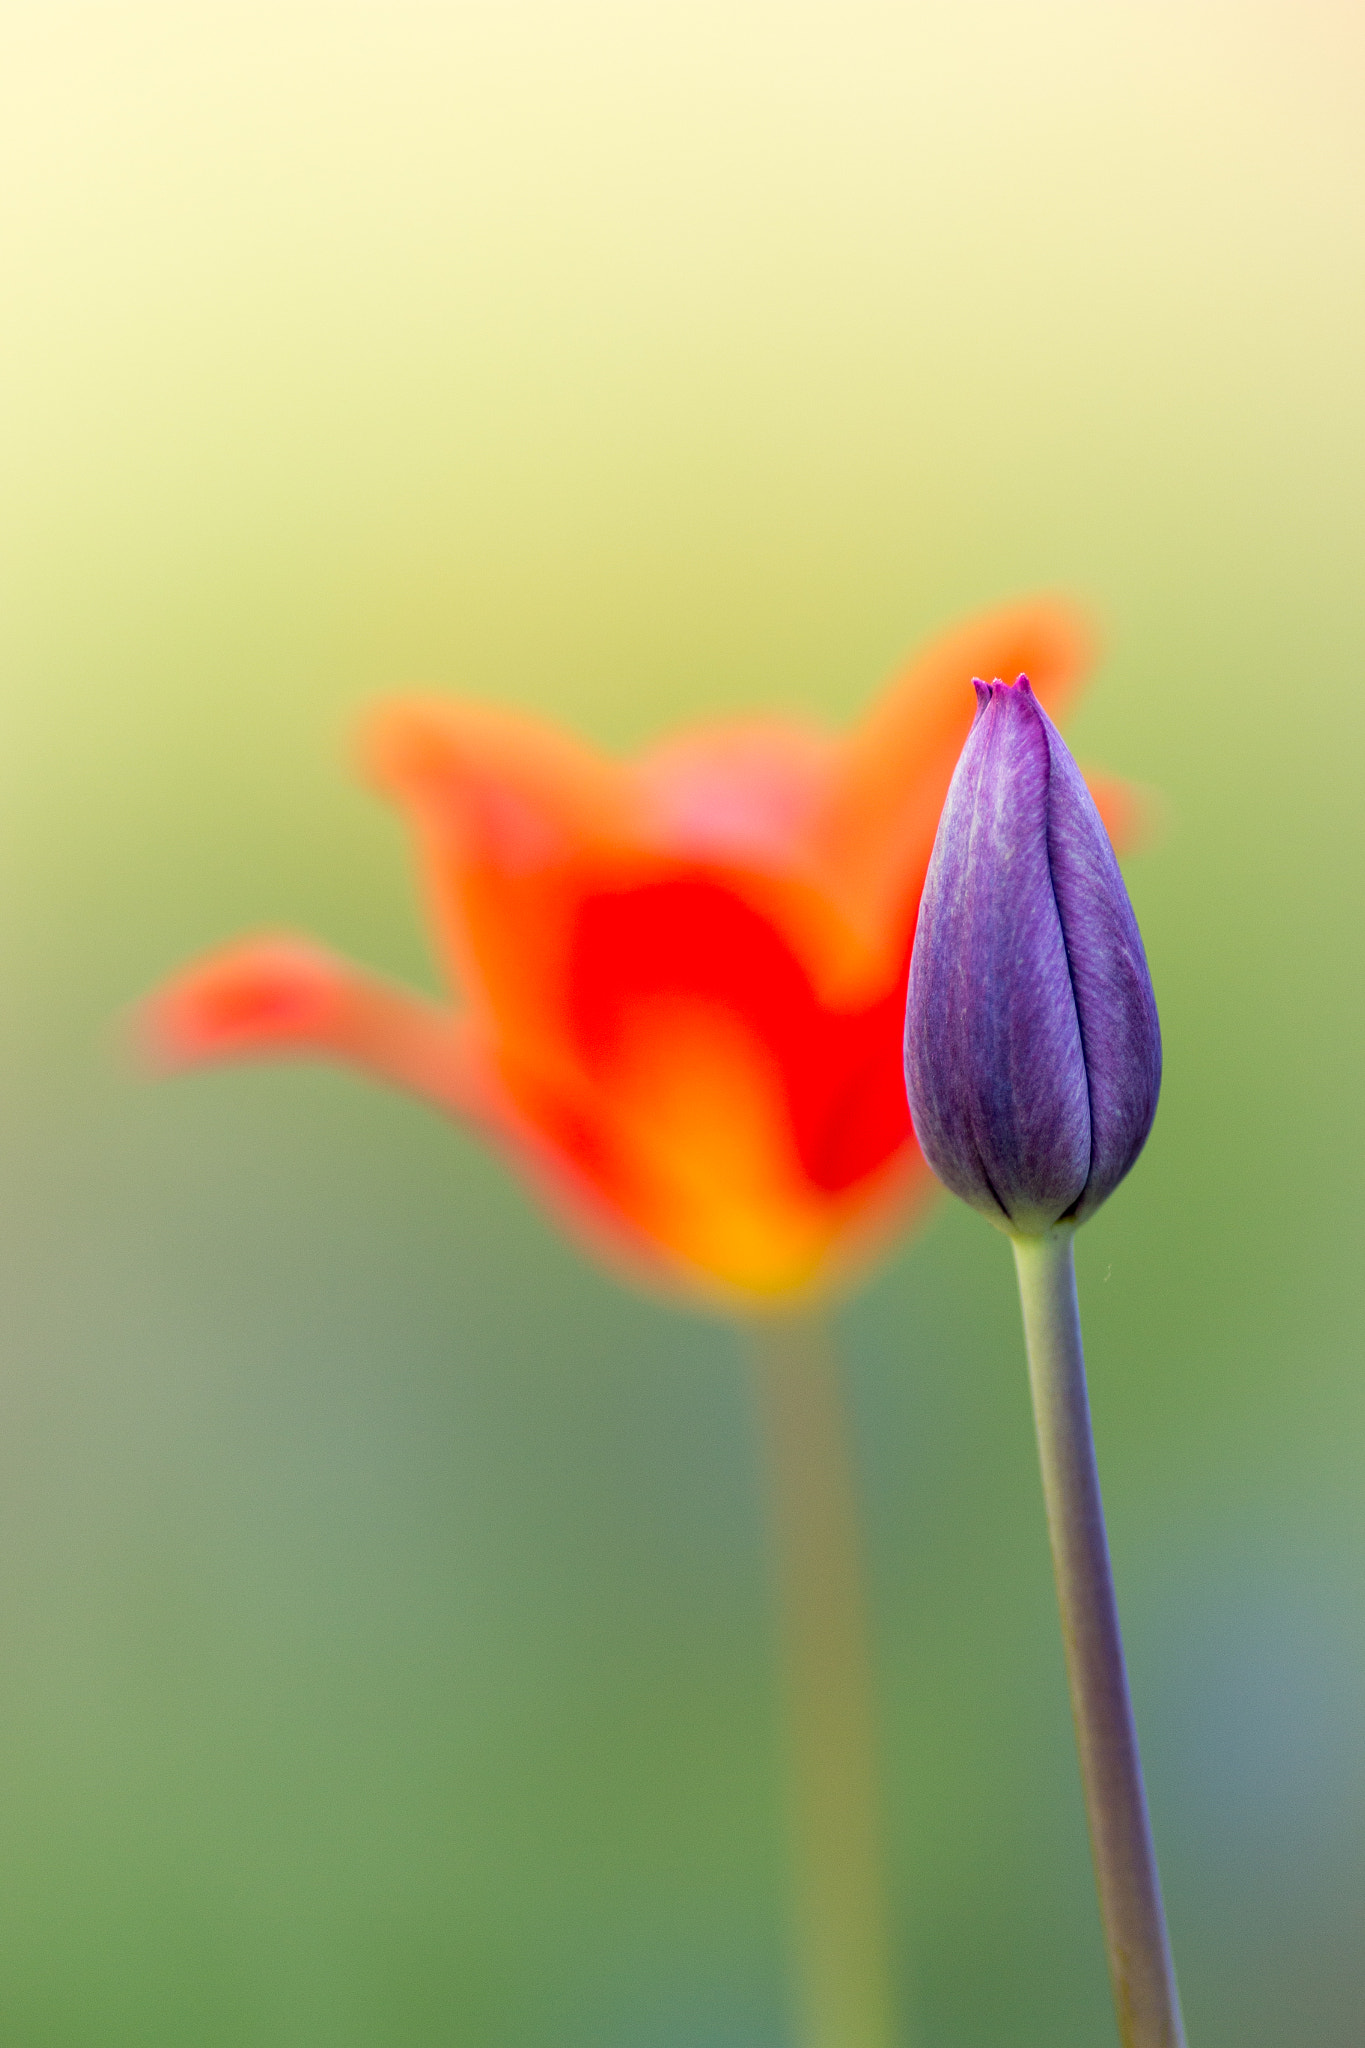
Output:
140,600,1137,1307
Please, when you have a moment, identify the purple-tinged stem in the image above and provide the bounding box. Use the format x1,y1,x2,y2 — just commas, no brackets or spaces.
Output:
748,1315,904,2048
1011,1230,1186,2048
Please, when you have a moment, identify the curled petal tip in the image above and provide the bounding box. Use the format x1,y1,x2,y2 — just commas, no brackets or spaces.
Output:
972,673,1037,716
359,699,460,803
136,938,345,1071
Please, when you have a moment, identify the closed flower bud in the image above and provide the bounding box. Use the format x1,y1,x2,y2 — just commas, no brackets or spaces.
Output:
903,676,1160,1236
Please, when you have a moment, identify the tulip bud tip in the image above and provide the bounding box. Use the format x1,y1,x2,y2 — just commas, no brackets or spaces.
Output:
972,673,1037,716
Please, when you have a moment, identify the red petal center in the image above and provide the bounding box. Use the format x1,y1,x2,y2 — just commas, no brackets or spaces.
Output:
566,873,911,1195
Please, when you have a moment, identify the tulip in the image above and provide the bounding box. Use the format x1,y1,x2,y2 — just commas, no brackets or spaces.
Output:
904,677,1183,2048
904,674,1161,1235
137,608,1137,2048
139,603,1133,1308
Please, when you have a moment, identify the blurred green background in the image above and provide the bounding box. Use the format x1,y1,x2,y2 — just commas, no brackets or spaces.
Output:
2,3,1363,2042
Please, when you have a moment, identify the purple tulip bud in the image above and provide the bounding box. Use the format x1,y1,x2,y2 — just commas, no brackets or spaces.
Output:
903,676,1160,1235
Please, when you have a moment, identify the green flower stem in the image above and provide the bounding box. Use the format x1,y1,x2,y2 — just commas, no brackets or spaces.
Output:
748,1315,903,2048
1011,1230,1186,2048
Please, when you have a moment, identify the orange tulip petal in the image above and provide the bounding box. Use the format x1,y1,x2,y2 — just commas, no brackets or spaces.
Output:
137,936,496,1125
632,719,835,874
821,597,1096,951
361,698,633,1063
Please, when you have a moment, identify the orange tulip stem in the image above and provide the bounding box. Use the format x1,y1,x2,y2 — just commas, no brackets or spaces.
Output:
1011,1231,1186,2048
747,1314,903,2048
